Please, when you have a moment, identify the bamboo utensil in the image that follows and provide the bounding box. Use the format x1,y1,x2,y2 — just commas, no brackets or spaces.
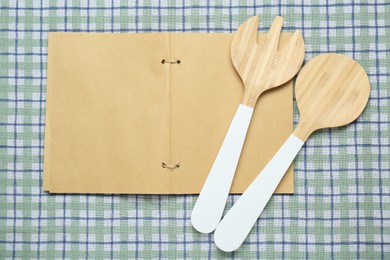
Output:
214,53,371,252
191,16,305,234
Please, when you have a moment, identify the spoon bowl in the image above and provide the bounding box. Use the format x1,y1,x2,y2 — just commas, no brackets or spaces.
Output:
294,53,370,140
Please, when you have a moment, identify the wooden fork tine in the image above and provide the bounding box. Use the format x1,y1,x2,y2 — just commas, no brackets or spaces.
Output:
231,16,259,68
279,30,304,64
276,30,305,85
280,30,301,52
265,16,283,51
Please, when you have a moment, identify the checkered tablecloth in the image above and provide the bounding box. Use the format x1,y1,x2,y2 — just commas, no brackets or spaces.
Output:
0,0,389,259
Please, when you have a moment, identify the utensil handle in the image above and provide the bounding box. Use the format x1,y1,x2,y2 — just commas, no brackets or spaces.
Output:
191,104,254,234
214,134,304,252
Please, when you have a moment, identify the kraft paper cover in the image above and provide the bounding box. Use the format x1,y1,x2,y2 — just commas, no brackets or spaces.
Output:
43,32,294,194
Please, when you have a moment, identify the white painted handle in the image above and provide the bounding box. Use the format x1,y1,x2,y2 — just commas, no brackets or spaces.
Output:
191,104,254,233
214,134,304,252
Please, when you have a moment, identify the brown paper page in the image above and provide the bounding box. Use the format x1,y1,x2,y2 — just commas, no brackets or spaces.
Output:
44,32,293,194
44,33,171,193
170,33,293,194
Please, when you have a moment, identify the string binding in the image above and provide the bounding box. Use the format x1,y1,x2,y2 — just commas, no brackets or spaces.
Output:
161,59,181,64
161,162,180,170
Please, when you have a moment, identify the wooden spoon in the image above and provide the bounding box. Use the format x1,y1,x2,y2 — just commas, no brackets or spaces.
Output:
214,53,371,252
191,16,305,234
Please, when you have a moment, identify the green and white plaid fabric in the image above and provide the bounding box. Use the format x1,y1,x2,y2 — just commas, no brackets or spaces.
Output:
0,0,389,259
